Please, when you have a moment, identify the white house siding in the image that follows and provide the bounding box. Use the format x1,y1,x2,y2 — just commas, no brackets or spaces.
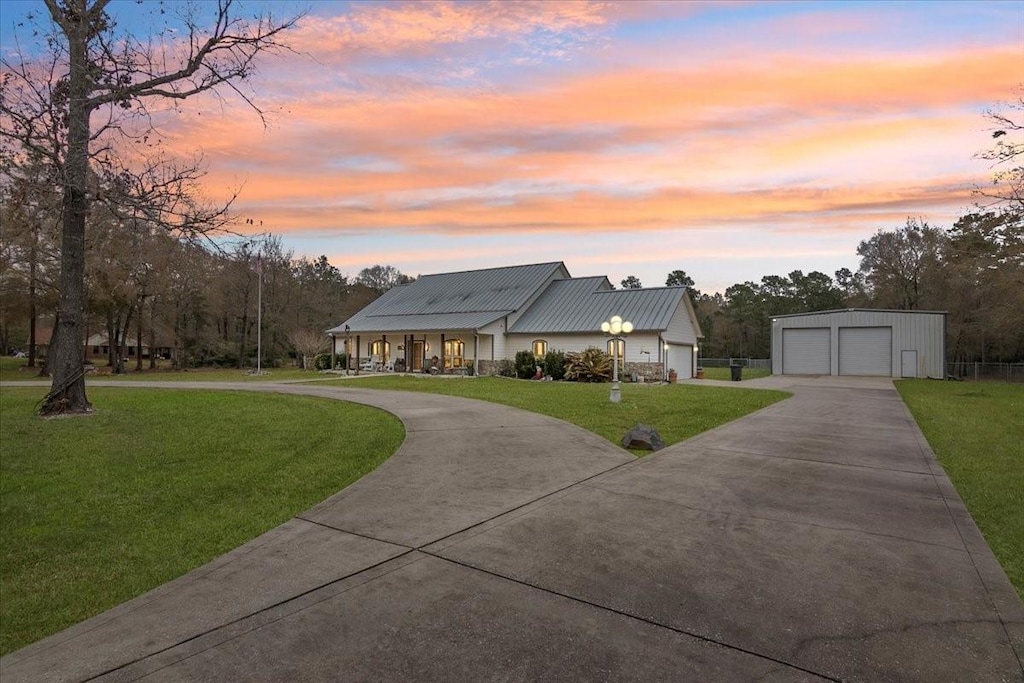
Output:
506,332,664,363
662,300,699,346
479,319,506,361
771,310,945,378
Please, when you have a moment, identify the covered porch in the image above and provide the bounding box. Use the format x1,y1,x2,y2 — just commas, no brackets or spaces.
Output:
328,330,495,375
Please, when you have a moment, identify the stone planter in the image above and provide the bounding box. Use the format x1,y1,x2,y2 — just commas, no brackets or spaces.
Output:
668,370,678,383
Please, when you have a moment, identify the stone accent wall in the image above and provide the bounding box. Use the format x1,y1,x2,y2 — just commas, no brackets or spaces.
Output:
623,361,665,382
477,359,504,376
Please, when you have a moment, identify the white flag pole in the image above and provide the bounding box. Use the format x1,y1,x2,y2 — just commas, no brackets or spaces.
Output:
256,252,263,374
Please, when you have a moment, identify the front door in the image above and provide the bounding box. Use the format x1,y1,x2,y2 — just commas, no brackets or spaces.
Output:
412,341,424,371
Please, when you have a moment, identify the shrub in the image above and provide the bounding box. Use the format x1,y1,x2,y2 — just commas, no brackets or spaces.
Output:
543,349,568,381
514,350,539,379
565,347,612,383
496,359,516,377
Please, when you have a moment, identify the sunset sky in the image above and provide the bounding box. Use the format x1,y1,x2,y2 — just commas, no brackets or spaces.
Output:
2,0,1021,293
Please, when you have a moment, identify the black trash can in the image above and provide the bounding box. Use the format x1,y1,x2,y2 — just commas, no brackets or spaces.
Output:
730,364,742,381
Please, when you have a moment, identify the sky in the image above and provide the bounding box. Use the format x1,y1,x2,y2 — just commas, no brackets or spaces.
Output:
1,0,1022,293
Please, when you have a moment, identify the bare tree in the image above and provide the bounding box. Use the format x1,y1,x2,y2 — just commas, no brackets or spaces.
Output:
288,328,329,370
976,93,1024,213
0,0,300,414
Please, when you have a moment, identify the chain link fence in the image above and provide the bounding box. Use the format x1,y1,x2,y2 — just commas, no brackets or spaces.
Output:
946,362,1024,383
699,358,771,371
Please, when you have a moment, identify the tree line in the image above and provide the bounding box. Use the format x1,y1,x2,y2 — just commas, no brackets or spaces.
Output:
652,211,1021,362
0,195,413,371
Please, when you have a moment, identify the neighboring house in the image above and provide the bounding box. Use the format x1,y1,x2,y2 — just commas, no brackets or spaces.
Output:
327,262,703,379
84,332,172,361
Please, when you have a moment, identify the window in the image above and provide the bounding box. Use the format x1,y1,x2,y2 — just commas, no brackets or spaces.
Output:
444,338,464,368
532,340,547,358
370,339,390,363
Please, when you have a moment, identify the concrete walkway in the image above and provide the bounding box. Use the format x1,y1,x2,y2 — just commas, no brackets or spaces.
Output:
2,379,1021,682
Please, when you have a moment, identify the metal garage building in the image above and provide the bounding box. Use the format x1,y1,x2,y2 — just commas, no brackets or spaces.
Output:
771,309,946,378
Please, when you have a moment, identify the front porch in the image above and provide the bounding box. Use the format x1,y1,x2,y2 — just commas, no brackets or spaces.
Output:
329,331,495,375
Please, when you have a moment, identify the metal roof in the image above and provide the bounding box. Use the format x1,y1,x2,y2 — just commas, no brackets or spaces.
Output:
329,311,506,334
510,281,689,334
328,261,567,333
772,308,948,319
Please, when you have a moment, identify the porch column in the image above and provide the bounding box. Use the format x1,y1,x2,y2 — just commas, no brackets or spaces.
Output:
330,334,336,369
382,334,387,369
356,335,361,375
440,333,445,375
473,334,479,376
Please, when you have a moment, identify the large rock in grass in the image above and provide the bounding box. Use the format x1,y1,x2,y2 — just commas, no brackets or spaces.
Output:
621,423,665,451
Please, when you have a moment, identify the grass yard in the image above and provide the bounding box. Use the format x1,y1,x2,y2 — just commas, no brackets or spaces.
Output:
328,375,788,449
701,366,771,381
0,356,327,383
896,380,1024,598
0,387,403,655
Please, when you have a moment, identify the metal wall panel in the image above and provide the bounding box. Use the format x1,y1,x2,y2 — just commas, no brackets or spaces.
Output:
782,328,830,374
838,327,892,375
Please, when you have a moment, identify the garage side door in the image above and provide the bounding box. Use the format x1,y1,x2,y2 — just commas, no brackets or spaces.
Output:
782,328,830,374
839,327,892,376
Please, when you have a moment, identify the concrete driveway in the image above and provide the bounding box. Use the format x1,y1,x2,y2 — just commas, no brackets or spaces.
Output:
2,378,1021,682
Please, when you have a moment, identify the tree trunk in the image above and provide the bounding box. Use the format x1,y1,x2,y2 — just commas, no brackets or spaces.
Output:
41,12,92,414
106,309,117,369
27,221,38,368
135,299,144,371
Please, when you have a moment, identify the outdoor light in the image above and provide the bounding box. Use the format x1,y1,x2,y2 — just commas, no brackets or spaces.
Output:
602,314,633,403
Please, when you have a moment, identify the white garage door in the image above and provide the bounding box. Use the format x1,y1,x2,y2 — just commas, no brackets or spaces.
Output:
782,328,830,374
666,343,693,379
839,327,892,376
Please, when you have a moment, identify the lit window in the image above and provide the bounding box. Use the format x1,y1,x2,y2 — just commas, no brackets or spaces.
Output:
370,340,390,363
444,339,464,368
532,340,547,358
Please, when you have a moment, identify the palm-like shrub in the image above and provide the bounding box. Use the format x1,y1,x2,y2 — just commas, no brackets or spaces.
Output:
565,347,612,383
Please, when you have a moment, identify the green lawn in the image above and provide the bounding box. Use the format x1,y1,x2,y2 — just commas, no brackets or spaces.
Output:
327,376,788,449
0,357,324,384
701,366,771,381
0,387,403,655
896,380,1024,598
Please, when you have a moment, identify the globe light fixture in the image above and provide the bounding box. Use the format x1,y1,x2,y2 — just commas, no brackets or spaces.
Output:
602,314,633,403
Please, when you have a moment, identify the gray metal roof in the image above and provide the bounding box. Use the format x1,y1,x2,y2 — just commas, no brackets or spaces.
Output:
772,308,948,319
510,281,689,334
328,261,567,333
330,311,505,334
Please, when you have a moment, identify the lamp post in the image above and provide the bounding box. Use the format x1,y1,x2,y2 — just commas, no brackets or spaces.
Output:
601,315,633,403
664,342,670,381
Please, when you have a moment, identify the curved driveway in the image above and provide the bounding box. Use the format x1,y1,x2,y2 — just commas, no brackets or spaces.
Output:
1,378,1021,682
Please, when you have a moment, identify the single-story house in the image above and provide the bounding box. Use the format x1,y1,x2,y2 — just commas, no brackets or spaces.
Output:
84,332,173,360
327,261,703,379
770,309,946,378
